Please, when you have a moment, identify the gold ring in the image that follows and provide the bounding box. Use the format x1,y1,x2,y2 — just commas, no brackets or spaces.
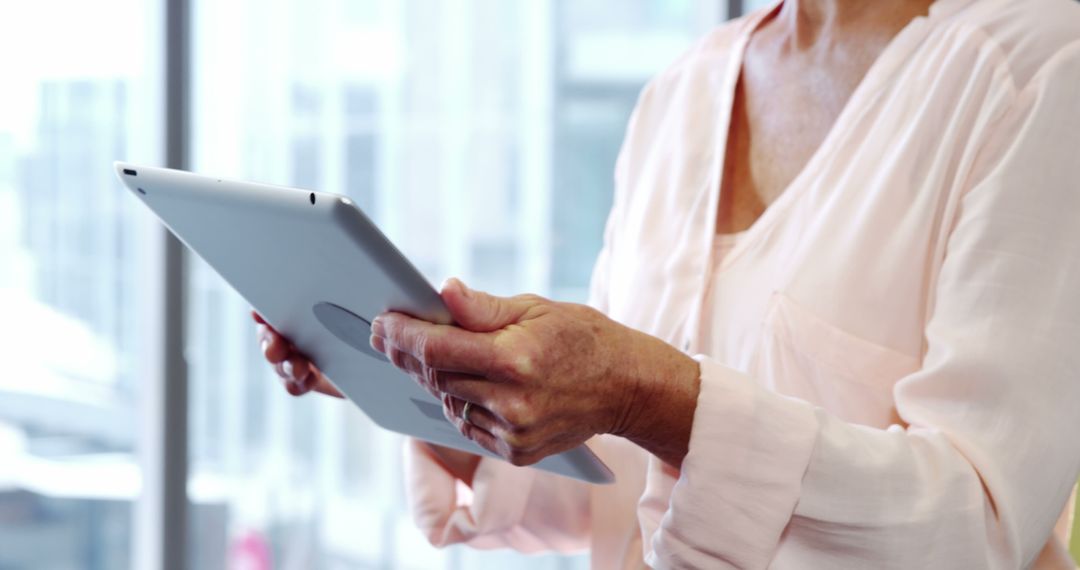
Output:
462,401,474,426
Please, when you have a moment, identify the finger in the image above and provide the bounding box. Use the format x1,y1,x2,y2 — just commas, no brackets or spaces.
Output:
460,422,502,457
256,323,272,349
372,312,497,375
280,361,344,399
253,312,280,335
378,339,498,401
284,378,304,396
436,374,501,407
261,328,293,364
310,376,344,398
254,314,343,400
273,361,292,383
443,394,502,435
439,278,535,332
370,333,387,355
281,354,311,384
306,365,344,399
442,395,502,455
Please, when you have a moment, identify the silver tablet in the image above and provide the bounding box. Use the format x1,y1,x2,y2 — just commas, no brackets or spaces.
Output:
114,162,614,484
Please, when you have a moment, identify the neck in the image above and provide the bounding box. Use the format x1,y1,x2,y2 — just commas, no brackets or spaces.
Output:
773,0,932,49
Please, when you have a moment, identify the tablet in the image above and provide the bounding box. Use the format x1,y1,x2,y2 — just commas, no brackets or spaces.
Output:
114,162,614,485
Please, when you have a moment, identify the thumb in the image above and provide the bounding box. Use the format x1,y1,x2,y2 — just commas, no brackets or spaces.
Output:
440,278,531,332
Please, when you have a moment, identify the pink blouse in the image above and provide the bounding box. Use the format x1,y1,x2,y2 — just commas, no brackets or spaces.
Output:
404,0,1080,567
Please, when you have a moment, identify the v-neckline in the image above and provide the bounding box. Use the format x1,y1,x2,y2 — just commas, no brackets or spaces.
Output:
702,0,946,274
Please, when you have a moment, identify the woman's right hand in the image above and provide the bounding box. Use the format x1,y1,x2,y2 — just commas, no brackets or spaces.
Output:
252,310,483,484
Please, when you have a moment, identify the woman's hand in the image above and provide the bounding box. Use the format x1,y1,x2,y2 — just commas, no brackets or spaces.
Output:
370,278,702,468
253,311,484,485
254,311,343,398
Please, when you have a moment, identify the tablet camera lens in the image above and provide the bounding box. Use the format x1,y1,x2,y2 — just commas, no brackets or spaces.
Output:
309,192,315,205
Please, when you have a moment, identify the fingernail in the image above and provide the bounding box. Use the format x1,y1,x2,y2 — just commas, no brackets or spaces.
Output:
370,334,384,353
282,360,295,379
371,316,385,337
261,339,270,355
453,278,470,298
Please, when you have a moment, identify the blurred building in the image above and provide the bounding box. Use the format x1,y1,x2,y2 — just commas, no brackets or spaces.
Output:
0,1,720,568
0,80,137,569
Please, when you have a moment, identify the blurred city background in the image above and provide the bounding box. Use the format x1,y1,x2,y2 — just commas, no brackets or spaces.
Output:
0,0,772,568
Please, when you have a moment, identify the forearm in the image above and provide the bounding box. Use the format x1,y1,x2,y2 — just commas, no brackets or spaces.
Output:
610,328,702,469
404,437,595,552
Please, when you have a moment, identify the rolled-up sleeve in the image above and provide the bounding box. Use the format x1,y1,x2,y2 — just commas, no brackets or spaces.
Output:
403,438,592,552
648,42,1080,569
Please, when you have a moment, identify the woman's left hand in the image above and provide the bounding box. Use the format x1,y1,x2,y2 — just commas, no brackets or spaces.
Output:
370,278,701,468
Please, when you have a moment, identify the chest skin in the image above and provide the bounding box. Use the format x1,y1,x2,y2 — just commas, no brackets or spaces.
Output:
716,1,934,235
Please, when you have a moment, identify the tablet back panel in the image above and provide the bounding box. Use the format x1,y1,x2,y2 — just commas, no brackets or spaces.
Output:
114,162,613,484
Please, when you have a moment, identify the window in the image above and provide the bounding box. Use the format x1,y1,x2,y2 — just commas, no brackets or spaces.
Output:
0,1,731,568
0,0,162,568
187,1,721,568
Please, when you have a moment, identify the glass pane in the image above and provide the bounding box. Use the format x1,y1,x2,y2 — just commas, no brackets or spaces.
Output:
188,1,719,568
0,0,161,568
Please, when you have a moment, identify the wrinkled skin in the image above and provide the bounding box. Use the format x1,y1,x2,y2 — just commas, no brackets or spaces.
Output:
256,278,700,470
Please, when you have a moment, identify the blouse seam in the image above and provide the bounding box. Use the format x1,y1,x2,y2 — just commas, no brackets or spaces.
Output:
943,37,1080,212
